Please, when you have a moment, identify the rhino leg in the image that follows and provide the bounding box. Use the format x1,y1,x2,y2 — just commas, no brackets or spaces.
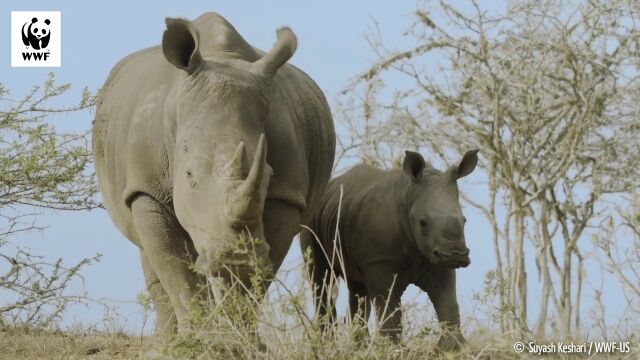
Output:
263,199,302,272
347,281,369,324
131,194,204,334
140,251,177,341
347,281,370,341
300,228,337,328
417,269,466,352
364,265,404,342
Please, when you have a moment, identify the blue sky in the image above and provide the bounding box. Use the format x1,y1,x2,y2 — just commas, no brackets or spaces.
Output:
1,0,627,335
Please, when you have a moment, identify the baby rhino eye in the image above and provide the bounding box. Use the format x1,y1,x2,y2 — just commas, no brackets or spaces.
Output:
419,219,428,235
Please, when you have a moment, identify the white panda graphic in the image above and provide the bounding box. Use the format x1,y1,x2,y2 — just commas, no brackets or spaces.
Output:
22,17,51,50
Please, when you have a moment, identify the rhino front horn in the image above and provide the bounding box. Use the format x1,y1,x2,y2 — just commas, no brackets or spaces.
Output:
227,134,271,221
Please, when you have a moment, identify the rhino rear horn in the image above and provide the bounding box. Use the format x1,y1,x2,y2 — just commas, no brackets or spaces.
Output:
252,27,297,77
222,141,248,178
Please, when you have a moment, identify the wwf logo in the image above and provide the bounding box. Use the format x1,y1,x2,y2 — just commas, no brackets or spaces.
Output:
22,17,51,50
11,11,60,67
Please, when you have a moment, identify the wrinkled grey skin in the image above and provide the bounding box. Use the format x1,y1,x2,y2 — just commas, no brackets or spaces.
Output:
301,149,478,351
93,12,335,341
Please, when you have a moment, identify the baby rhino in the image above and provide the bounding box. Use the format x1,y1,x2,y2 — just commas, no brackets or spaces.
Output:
301,149,478,351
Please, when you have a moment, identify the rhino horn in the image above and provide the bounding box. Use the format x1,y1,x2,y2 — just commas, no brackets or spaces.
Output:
222,141,248,178
252,27,297,77
227,134,270,221
237,133,268,197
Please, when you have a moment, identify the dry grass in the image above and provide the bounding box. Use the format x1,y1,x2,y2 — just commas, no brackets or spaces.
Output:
0,328,142,360
2,327,638,359
2,236,638,359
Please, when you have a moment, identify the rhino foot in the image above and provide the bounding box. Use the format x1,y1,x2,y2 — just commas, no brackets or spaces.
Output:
140,348,175,360
436,332,466,353
138,336,174,360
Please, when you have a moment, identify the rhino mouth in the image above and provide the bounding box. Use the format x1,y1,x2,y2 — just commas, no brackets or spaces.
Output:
211,262,264,284
433,248,471,268
194,247,273,282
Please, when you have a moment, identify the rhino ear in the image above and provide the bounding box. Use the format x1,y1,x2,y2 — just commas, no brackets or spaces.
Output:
448,149,479,180
403,151,426,182
162,18,203,74
252,27,297,77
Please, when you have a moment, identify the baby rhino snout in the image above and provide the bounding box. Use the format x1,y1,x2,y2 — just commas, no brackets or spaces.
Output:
432,246,471,268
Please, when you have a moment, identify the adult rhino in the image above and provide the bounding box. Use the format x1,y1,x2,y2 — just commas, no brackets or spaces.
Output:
301,149,478,351
93,12,335,340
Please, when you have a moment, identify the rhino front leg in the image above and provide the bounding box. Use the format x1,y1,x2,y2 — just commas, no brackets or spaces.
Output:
348,281,370,342
301,229,337,329
263,200,302,272
417,269,465,352
131,194,204,334
348,281,369,325
140,251,177,341
364,265,404,342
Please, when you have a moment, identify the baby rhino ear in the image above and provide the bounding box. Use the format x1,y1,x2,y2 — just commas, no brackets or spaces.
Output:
448,149,479,180
403,151,426,182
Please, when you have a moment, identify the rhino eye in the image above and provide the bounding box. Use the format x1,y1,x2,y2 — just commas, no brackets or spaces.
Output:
419,219,428,235
185,170,196,190
463,216,467,224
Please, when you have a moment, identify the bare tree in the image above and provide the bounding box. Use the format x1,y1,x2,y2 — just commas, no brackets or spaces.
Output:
338,0,640,338
0,73,101,327
596,196,640,323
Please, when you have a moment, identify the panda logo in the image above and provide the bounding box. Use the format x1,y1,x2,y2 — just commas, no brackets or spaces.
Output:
21,17,51,50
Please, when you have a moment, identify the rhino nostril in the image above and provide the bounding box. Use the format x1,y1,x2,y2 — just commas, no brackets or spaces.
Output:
435,247,470,258
452,247,470,257
446,216,463,238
